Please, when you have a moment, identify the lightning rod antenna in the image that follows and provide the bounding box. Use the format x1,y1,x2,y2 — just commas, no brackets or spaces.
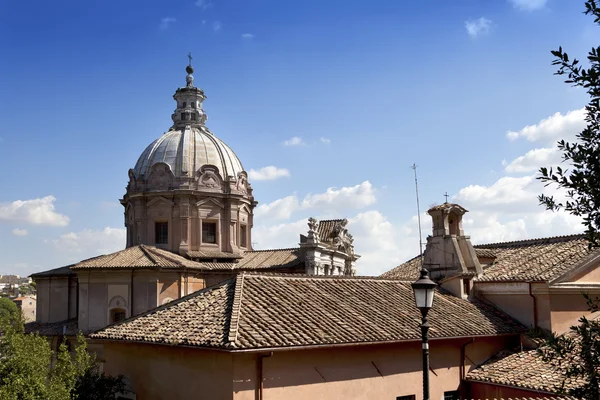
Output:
412,163,424,259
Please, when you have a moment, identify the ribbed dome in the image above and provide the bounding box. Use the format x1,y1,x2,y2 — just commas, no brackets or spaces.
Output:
133,127,244,180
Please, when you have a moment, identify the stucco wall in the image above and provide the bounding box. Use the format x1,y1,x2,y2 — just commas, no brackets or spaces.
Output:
550,293,596,334
101,342,234,400
481,293,536,329
35,277,74,323
467,380,557,399
231,337,514,400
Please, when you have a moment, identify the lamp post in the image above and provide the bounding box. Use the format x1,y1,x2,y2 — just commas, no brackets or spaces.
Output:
411,268,437,400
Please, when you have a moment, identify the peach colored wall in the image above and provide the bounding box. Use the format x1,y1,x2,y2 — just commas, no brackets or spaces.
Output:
157,273,179,304
550,293,596,334
568,265,600,283
467,380,557,399
231,336,515,400
101,342,234,400
481,293,536,329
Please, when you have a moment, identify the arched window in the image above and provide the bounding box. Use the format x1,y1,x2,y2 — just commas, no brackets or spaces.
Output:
182,102,187,108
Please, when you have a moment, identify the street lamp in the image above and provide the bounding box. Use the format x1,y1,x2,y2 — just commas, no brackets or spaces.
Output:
411,268,437,400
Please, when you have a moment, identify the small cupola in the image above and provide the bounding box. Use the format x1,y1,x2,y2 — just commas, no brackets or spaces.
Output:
422,201,483,282
171,53,208,130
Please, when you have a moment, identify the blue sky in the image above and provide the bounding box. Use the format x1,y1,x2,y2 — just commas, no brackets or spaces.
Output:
0,0,595,276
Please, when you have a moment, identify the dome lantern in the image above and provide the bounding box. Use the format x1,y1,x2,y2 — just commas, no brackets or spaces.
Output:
171,53,208,130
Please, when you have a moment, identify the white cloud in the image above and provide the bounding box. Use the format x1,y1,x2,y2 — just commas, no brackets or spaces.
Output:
159,17,176,30
465,17,492,38
504,147,561,173
11,228,28,237
301,181,376,210
195,0,212,9
506,108,585,144
508,0,547,11
212,21,222,32
241,33,254,39
282,136,305,147
320,137,331,144
248,166,291,181
49,227,126,255
255,181,376,221
348,211,405,276
255,196,299,221
0,196,69,227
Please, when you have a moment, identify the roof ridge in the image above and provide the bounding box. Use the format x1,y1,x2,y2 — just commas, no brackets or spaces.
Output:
227,273,245,348
243,273,413,282
146,246,193,267
245,247,300,253
475,233,585,248
139,245,159,266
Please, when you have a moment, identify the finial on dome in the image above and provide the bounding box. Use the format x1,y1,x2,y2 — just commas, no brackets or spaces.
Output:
186,52,194,87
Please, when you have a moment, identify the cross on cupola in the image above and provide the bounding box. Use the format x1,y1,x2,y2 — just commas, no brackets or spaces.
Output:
444,192,449,203
171,54,208,130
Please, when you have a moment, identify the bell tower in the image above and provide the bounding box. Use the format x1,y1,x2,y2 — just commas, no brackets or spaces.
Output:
422,202,483,281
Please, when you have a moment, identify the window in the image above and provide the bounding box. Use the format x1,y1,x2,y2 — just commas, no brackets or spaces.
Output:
111,309,126,324
180,113,187,121
155,222,168,244
463,279,470,296
444,390,460,400
240,225,247,248
191,102,196,108
397,396,415,400
202,222,217,244
191,113,196,121
182,102,187,108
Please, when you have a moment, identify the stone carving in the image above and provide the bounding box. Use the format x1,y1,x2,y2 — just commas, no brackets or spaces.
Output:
148,163,174,191
332,218,353,251
127,169,139,192
307,217,319,242
197,165,222,189
108,295,127,310
236,172,248,193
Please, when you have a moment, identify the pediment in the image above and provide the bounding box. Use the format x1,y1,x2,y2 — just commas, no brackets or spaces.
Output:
196,198,224,209
147,196,174,207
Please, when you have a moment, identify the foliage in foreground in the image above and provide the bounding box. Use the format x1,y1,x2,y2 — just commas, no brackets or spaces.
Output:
0,307,125,399
538,0,600,248
538,293,600,400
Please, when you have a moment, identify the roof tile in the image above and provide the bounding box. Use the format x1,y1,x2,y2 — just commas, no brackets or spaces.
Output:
91,274,524,350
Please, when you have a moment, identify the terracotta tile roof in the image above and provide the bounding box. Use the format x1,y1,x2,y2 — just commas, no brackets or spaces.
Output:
381,234,597,283
187,250,244,259
91,274,524,350
465,398,574,400
380,255,422,280
30,265,75,278
72,245,207,270
235,248,304,270
466,346,585,395
25,318,80,336
475,234,596,282
193,248,304,272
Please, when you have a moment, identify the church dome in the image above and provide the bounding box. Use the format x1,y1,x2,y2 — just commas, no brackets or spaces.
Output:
132,127,244,180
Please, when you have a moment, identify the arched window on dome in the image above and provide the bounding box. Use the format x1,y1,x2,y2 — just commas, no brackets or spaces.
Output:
182,102,187,108
181,113,187,121
191,102,196,108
